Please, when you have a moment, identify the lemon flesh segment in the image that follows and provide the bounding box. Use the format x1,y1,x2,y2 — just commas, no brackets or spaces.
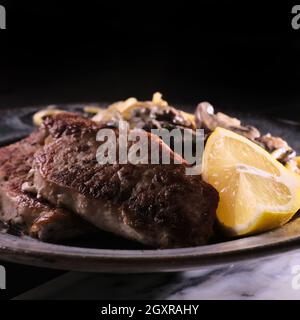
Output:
202,127,300,236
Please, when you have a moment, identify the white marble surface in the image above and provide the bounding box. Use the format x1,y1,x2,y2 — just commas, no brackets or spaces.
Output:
14,249,300,300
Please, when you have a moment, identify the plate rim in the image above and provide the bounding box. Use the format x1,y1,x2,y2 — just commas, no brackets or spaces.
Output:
0,104,300,272
1,217,300,272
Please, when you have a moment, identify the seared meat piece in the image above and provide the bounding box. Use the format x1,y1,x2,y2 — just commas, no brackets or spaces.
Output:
32,113,219,248
195,102,296,165
0,131,93,242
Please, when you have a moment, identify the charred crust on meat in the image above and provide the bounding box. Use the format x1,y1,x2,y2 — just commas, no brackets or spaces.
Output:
125,166,219,247
0,129,92,242
33,113,219,248
42,112,99,139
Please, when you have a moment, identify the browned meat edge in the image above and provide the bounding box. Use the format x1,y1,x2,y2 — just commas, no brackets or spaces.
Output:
0,129,93,242
32,113,219,248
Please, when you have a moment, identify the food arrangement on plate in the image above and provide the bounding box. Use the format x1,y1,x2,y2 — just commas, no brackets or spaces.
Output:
1,93,300,249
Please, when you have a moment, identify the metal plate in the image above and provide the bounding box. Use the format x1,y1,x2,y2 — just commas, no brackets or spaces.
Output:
0,104,300,273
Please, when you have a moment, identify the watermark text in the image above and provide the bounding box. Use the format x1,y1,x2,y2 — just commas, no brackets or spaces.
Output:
0,265,5,290
96,121,204,175
292,5,300,30
0,5,5,30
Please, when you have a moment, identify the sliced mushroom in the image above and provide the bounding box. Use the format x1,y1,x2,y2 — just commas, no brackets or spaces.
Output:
128,105,195,131
256,134,296,164
195,102,260,140
195,102,297,165
195,102,220,133
256,133,289,152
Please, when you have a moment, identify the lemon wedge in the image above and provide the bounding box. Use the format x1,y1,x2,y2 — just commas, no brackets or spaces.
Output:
202,127,300,236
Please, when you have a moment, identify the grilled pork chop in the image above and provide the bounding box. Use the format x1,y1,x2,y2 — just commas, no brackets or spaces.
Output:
32,113,219,248
0,130,92,242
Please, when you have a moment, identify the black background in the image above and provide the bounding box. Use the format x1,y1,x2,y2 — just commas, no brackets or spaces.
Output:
0,1,298,118
0,0,299,299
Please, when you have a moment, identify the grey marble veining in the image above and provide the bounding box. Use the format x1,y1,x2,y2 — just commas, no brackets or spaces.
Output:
14,248,300,300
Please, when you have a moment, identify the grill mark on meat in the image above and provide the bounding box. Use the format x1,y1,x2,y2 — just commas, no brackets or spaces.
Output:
33,113,219,248
0,130,93,242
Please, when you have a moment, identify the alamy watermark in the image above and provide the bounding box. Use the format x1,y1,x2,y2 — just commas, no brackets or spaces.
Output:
96,121,204,175
292,5,300,30
0,5,5,29
0,265,5,289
